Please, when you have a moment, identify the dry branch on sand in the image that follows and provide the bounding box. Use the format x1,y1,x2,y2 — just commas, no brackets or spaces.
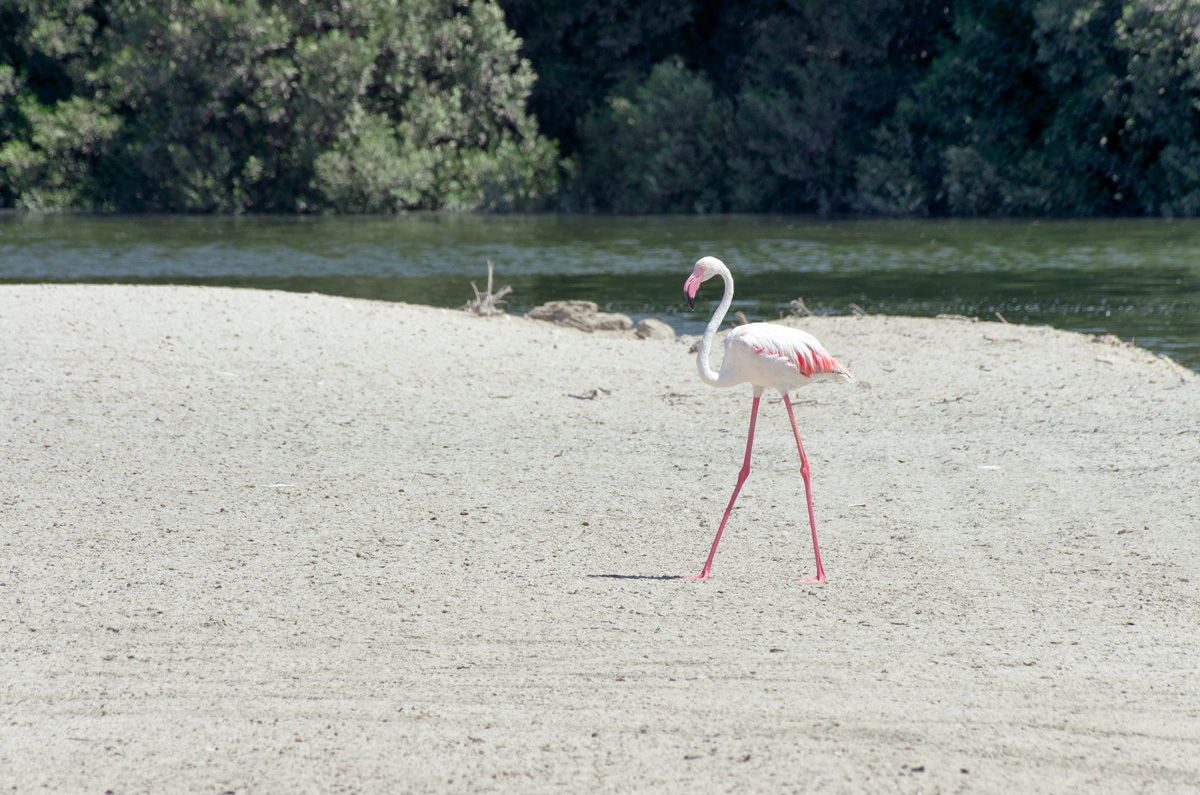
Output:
460,261,512,316
787,296,812,317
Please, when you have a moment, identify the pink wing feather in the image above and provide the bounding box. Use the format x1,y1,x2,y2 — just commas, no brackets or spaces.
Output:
732,323,852,381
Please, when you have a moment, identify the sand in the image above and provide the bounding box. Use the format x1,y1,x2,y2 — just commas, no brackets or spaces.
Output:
1,284,1198,793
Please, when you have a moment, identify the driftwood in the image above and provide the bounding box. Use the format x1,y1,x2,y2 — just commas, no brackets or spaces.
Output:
461,261,512,316
787,297,812,317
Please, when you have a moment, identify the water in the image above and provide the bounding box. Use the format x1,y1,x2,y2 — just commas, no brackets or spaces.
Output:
2,213,1198,370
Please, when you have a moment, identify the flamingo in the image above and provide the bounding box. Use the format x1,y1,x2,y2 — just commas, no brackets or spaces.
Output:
682,256,853,582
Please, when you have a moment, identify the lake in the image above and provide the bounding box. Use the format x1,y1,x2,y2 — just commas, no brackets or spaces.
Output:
2,213,1198,370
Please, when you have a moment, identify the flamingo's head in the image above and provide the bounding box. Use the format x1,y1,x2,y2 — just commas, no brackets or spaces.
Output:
684,256,724,310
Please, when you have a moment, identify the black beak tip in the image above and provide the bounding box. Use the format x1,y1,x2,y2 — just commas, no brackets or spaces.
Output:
686,293,695,310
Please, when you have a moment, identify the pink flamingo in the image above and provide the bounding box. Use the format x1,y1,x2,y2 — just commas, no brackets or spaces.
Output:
682,256,853,582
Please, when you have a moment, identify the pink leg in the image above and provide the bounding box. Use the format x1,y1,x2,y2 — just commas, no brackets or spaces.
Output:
681,394,761,580
783,394,826,583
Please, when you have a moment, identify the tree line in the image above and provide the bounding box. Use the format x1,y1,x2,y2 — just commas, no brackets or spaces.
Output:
0,0,559,212
4,0,1200,215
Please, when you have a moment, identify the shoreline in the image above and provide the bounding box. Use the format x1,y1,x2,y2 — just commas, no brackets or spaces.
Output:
2,284,1198,792
3,270,1196,371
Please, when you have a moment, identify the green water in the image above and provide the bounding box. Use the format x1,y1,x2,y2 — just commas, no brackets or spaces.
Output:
2,213,1198,369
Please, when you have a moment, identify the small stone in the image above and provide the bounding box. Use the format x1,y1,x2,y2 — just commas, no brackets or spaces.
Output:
635,318,675,339
594,312,633,331
526,300,599,331
526,301,633,332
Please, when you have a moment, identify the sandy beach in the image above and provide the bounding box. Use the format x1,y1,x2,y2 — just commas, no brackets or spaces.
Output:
2,284,1198,793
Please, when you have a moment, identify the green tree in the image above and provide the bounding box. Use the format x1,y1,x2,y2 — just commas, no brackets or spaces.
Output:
496,0,696,154
1110,0,1200,215
728,0,944,213
0,0,558,212
505,0,951,213
576,58,729,212
0,0,118,209
856,0,1059,215
857,0,1200,216
311,0,558,212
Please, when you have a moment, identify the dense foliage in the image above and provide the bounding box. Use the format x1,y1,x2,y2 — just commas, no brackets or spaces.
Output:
0,0,558,211
856,0,1200,216
503,0,1200,216
5,0,1200,214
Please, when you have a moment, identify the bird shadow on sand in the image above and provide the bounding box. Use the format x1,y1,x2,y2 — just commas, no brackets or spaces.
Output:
588,573,682,581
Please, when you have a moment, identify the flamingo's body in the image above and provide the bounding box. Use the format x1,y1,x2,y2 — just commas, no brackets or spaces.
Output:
682,256,852,582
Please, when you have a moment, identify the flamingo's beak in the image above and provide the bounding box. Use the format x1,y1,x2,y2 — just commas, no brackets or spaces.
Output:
683,269,703,310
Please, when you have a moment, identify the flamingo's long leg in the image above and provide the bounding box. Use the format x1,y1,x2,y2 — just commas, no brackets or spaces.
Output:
682,393,762,580
783,394,826,583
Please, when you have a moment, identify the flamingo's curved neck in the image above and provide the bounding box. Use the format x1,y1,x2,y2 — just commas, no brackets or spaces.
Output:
696,267,734,387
